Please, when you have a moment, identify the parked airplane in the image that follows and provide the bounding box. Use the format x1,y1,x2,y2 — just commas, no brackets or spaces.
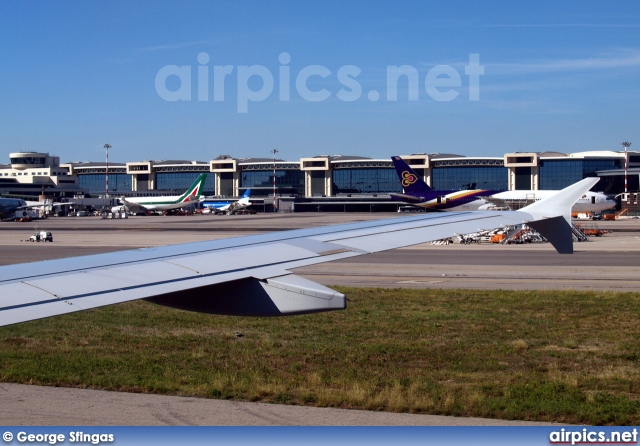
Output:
202,190,252,215
390,156,615,213
0,197,74,221
112,173,207,214
0,198,33,220
0,177,598,327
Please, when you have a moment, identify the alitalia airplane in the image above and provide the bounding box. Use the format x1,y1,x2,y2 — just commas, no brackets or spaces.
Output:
112,173,207,214
0,177,598,327
390,156,615,213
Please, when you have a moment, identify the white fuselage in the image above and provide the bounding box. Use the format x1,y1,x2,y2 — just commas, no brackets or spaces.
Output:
491,190,615,213
202,197,251,214
113,195,203,213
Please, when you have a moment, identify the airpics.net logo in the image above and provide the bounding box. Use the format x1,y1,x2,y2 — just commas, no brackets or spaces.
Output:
155,52,484,113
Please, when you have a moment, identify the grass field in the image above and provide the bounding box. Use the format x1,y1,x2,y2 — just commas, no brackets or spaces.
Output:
1,287,639,425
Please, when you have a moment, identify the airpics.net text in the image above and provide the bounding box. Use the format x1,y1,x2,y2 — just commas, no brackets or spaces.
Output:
155,53,484,113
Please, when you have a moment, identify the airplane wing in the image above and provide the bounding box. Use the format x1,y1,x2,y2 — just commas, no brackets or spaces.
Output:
389,193,425,204
16,204,40,210
226,202,240,214
210,203,230,214
227,199,250,214
480,196,516,209
0,178,598,327
22,201,76,209
120,197,147,213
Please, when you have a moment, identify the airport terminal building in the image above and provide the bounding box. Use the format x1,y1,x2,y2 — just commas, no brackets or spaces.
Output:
1,149,638,212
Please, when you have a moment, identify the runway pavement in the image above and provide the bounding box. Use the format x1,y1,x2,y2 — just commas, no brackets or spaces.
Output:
1,213,638,425
0,382,548,426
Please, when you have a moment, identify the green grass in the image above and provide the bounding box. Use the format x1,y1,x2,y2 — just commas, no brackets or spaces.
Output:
1,287,639,425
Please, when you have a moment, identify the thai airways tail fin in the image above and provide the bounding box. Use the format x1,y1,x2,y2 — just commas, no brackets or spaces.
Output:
520,177,600,254
178,173,208,203
391,156,432,193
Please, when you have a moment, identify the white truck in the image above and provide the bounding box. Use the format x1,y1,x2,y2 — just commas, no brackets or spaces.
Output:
29,231,53,242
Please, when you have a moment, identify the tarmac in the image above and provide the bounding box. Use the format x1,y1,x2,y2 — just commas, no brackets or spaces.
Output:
1,212,638,425
2,213,639,292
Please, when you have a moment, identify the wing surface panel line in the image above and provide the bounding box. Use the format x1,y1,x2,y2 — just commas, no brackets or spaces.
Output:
21,281,61,299
161,260,203,275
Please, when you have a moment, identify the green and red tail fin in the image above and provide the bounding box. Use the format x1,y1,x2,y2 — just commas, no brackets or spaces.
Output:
178,173,207,203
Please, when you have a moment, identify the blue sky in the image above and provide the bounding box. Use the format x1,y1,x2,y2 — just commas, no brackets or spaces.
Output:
1,1,639,163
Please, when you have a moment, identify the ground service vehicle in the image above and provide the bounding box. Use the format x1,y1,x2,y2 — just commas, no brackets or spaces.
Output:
29,231,53,242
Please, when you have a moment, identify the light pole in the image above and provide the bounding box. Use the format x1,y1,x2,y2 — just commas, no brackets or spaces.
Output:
621,141,631,194
271,149,278,212
104,143,111,201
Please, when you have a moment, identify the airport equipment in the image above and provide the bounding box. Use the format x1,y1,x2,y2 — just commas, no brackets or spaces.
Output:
29,231,53,242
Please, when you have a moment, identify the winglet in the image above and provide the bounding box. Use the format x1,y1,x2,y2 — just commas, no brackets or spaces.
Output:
521,177,600,254
522,177,600,225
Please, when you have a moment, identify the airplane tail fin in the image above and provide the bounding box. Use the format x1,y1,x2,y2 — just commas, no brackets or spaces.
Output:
391,156,432,193
520,177,600,254
241,189,251,199
179,173,208,203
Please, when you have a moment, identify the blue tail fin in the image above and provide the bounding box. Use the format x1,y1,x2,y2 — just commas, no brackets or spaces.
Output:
241,189,251,198
391,156,432,193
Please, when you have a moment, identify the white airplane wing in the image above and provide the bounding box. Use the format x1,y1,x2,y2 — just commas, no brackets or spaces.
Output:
0,178,598,327
119,197,147,213
480,196,516,209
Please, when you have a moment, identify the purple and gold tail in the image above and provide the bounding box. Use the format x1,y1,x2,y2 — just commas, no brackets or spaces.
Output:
391,156,432,194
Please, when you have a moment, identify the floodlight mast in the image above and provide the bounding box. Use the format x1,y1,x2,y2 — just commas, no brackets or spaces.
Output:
271,149,278,212
104,144,111,201
621,141,631,194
